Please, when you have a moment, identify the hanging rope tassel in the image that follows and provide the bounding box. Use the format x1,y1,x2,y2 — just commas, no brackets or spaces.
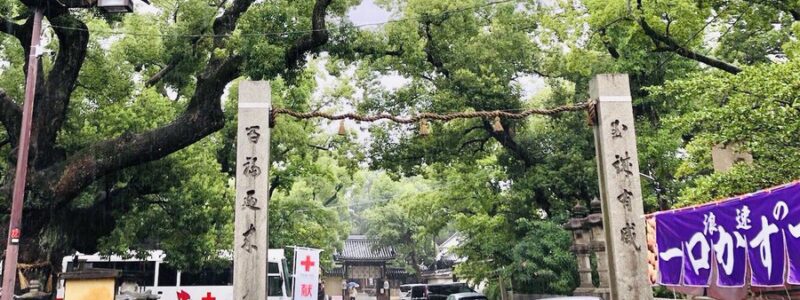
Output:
338,120,346,136
46,273,53,293
419,119,430,136
492,116,504,132
18,269,29,290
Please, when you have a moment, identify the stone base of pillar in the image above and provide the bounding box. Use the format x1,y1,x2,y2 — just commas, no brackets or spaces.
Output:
573,287,610,300
592,288,611,300
573,287,596,296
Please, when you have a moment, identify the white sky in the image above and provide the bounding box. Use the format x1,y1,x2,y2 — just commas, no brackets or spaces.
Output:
343,0,543,98
347,0,393,26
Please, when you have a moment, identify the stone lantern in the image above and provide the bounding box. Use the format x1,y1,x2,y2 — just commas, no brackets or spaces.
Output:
587,197,610,299
565,198,612,299
564,202,593,295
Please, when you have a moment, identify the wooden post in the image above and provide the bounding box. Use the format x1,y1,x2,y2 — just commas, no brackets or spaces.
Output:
590,74,653,300
234,80,271,300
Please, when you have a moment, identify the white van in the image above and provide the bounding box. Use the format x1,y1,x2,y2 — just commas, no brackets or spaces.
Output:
56,250,291,300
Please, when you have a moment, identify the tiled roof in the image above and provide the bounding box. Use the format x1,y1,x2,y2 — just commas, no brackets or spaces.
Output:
323,266,344,276
336,235,395,261
387,267,412,280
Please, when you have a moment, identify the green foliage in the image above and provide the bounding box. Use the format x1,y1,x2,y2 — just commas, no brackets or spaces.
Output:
0,0,363,269
508,220,578,294
95,138,233,270
327,0,800,295
363,178,438,277
1,0,798,291
649,60,800,206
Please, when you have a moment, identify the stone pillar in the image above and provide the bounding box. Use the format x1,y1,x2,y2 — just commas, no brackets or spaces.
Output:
711,143,752,172
588,198,610,299
234,80,271,300
590,74,653,300
565,203,593,295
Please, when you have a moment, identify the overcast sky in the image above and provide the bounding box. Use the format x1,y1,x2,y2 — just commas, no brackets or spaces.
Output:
343,0,543,98
348,0,393,26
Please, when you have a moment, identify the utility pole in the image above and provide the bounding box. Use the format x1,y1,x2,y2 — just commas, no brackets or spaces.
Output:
1,8,43,300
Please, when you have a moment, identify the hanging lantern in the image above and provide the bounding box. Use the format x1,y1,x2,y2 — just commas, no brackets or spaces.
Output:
97,0,134,13
338,120,346,136
419,119,430,136
492,116,504,132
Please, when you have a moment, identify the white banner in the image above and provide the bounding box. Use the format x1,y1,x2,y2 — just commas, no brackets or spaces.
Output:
293,248,321,300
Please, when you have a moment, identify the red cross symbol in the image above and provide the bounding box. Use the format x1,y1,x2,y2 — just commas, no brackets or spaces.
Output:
202,292,216,300
177,290,190,300
300,255,315,272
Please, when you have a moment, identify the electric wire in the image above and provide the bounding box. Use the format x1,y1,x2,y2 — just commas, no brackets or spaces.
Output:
35,0,522,38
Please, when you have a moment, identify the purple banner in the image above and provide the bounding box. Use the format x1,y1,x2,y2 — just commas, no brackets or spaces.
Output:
656,181,800,287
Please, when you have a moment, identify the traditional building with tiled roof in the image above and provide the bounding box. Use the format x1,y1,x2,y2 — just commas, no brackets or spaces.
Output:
322,235,406,300
335,235,395,262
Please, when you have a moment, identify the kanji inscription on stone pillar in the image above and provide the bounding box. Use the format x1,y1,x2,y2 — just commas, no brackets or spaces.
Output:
590,74,653,300
235,80,271,300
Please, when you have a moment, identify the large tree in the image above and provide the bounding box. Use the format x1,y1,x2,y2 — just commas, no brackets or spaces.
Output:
0,0,358,283
329,0,800,295
0,0,796,296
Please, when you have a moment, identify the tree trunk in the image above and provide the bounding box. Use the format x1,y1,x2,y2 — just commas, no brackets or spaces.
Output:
0,0,335,295
498,275,508,300
0,212,72,298
410,249,422,283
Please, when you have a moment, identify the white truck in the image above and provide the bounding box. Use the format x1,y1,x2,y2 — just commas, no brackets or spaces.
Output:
56,250,291,300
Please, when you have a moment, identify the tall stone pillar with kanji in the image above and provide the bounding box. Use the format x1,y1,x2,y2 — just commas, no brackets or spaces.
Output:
590,74,653,300
234,80,271,300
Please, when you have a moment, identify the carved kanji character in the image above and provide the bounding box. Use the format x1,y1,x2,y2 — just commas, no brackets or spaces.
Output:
246,126,261,144
617,189,633,211
242,224,258,253
243,190,260,210
243,157,261,177
610,119,628,138
612,152,634,177
620,222,641,250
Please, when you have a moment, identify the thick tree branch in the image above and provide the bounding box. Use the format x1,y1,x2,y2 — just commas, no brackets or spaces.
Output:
144,61,177,87
31,14,89,168
352,46,403,57
56,177,166,254
420,21,450,78
307,144,331,151
285,0,333,70
482,120,535,167
146,0,251,88
32,0,262,201
599,29,620,59
212,0,256,48
635,0,741,74
463,125,483,136
21,0,334,207
323,184,343,206
0,90,21,146
269,175,280,199
458,136,490,153
38,54,241,205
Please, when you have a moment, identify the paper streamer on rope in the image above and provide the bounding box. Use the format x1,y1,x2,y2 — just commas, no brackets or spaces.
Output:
646,216,658,285
655,181,800,287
